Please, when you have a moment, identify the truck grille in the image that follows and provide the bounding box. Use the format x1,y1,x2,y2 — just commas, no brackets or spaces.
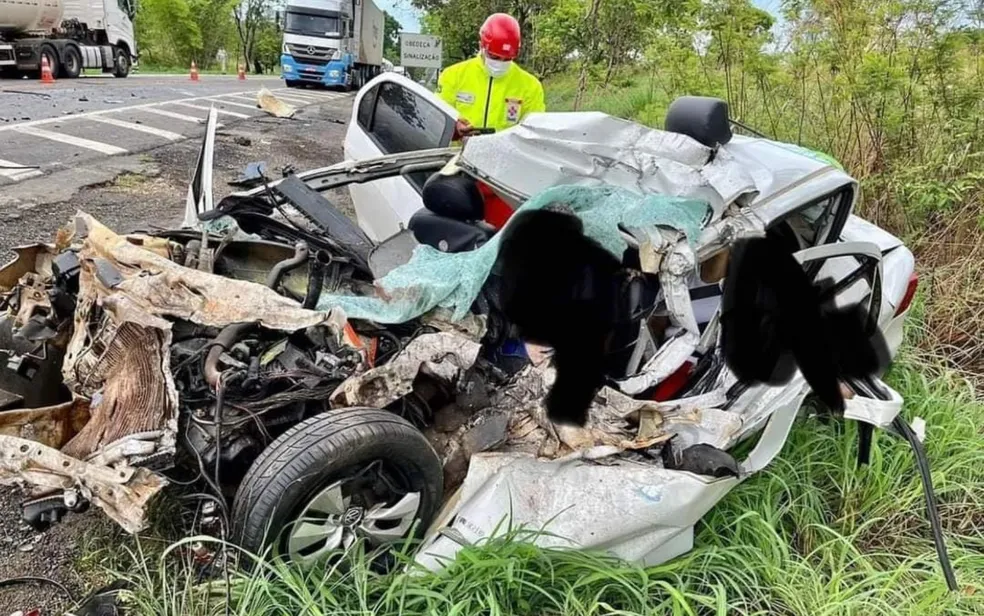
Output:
286,43,338,65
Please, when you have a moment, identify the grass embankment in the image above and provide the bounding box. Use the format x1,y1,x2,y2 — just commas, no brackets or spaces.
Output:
78,74,983,615
80,356,984,615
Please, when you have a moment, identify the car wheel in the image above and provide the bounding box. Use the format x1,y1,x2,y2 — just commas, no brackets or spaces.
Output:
61,46,82,79
231,407,443,568
112,48,130,78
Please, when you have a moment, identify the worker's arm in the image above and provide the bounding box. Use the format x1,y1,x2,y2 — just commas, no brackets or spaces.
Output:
436,68,457,108
525,79,546,115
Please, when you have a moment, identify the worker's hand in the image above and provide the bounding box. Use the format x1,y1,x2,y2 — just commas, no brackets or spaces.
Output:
452,118,474,141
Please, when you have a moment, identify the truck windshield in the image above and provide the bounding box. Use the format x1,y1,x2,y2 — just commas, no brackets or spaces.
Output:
285,12,341,37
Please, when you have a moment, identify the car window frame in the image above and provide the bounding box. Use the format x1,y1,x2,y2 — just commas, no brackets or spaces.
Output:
767,185,853,250
356,82,456,195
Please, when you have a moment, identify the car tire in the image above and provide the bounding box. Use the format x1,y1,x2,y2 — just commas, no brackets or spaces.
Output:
61,46,82,79
231,407,443,567
112,48,130,78
285,79,299,88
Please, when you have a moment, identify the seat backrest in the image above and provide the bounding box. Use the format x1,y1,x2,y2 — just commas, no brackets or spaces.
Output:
421,172,486,222
664,96,733,149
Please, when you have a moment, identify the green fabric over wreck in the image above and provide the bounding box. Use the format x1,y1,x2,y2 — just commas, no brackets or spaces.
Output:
316,184,711,324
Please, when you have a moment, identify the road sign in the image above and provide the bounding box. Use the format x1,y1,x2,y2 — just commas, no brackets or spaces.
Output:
400,33,443,69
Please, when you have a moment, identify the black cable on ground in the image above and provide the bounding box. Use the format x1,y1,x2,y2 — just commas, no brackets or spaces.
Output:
0,576,76,604
892,415,959,592
852,376,958,591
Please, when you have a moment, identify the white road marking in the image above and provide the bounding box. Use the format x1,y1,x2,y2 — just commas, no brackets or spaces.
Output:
170,102,251,119
206,97,259,111
295,91,345,100
0,159,43,181
0,88,275,132
224,93,261,103
141,107,210,124
274,90,323,101
272,94,320,105
13,125,128,155
88,115,185,141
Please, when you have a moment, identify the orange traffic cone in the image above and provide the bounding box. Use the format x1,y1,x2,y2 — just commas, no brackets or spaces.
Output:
40,55,55,83
237,63,246,80
190,61,199,82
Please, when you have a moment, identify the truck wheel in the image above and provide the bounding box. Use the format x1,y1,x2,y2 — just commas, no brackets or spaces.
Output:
39,44,59,78
112,49,131,78
285,79,299,88
231,407,443,568
61,47,82,79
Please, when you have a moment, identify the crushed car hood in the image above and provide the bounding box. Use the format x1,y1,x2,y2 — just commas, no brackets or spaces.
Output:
0,213,347,532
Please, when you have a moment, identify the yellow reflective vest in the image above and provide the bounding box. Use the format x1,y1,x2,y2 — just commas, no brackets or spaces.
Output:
436,56,545,132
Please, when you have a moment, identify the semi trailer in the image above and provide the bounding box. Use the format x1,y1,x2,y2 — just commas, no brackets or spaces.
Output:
0,0,137,79
280,0,384,90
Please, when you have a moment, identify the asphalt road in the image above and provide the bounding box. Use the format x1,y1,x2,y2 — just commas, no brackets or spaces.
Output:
0,74,352,185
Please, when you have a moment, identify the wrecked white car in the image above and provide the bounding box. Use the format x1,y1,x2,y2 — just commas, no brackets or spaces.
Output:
0,89,956,590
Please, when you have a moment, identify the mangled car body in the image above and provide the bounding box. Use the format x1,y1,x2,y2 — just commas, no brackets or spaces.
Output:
0,85,956,590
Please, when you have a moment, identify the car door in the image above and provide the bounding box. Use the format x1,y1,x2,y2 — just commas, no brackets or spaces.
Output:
344,74,457,242
766,188,916,356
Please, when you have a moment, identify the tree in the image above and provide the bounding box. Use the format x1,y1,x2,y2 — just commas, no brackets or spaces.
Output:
384,11,404,63
234,0,271,72
133,0,203,67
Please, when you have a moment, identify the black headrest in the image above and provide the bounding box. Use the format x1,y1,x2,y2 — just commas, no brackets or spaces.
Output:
664,96,732,148
421,172,485,221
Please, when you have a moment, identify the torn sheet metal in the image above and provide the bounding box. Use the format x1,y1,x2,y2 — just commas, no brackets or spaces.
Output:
74,214,340,332
616,330,699,395
258,87,296,119
0,434,165,533
415,380,816,571
330,332,482,408
844,380,904,429
0,400,91,450
416,452,740,571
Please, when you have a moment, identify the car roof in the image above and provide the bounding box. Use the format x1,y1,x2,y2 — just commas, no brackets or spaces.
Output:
456,111,857,223
357,73,857,222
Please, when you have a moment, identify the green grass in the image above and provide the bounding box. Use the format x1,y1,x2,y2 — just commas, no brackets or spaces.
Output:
81,352,983,616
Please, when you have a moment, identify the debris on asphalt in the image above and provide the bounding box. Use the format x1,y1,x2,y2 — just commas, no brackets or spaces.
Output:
2,90,51,99
78,96,89,102
103,99,124,105
233,136,252,147
257,87,296,119
227,161,267,188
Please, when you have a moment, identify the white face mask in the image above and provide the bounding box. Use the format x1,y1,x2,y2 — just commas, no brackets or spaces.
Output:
483,53,512,78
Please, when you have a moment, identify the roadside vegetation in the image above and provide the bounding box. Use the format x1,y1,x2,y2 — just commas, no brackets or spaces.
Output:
77,1,983,614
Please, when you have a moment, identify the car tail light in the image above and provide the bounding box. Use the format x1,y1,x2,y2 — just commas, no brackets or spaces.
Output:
477,181,514,230
651,360,695,402
895,272,919,317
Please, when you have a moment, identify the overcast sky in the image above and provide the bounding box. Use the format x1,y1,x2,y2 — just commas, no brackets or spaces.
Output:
376,0,784,36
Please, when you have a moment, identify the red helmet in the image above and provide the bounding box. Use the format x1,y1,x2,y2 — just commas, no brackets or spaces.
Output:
480,13,521,60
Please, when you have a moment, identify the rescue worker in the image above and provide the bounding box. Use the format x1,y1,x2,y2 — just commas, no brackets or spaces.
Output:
437,13,545,138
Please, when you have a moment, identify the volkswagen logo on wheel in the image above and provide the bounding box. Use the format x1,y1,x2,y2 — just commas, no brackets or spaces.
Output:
342,506,364,526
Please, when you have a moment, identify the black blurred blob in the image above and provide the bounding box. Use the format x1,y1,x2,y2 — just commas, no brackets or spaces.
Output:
720,234,891,412
494,208,629,426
